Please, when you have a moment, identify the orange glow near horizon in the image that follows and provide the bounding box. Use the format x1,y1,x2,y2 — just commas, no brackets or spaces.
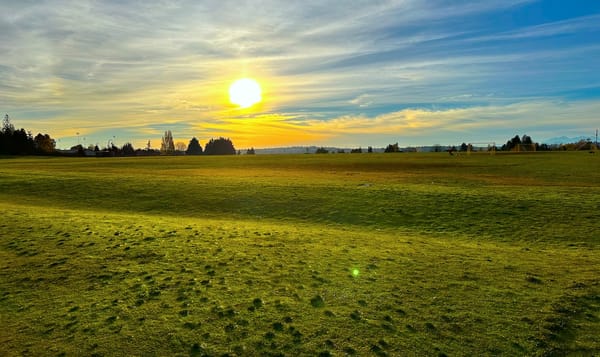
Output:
191,113,331,149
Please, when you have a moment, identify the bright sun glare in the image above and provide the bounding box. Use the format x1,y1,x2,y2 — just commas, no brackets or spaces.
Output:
229,78,262,108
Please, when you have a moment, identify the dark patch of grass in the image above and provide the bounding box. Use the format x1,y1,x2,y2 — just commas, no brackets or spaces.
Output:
343,346,357,355
350,310,362,321
189,343,206,357
252,297,264,309
526,275,543,284
425,322,437,332
310,295,325,308
264,331,275,340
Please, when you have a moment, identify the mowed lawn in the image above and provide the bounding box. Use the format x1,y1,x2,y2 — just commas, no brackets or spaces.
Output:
1,152,599,356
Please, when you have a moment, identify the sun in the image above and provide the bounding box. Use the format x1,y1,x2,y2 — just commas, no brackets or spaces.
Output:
229,78,262,108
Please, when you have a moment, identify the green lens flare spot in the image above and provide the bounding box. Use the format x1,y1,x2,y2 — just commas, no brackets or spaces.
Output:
352,269,360,277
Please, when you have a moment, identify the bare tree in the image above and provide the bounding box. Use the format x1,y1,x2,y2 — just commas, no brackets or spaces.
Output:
175,141,187,152
161,130,175,154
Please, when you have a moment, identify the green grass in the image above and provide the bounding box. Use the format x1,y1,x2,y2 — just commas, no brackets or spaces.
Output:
1,152,599,356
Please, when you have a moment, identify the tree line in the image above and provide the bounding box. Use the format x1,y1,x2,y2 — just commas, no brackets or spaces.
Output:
0,115,239,157
2,114,596,156
75,134,238,157
381,134,598,153
0,114,56,155
158,130,237,156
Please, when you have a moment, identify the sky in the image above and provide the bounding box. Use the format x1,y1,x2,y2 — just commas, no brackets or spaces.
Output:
1,0,600,149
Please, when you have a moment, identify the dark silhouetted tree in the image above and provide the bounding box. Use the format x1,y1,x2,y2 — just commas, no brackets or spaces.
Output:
503,135,521,151
186,137,203,155
460,143,468,152
384,143,400,153
12,128,35,155
1,114,15,154
501,134,535,151
315,147,329,154
204,137,236,155
538,143,550,151
2,114,15,134
33,133,56,154
71,144,85,156
121,142,135,156
351,147,362,153
367,146,373,153
246,147,256,155
1,115,55,155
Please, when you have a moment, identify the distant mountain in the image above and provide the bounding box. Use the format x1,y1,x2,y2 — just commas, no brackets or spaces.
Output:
542,136,592,145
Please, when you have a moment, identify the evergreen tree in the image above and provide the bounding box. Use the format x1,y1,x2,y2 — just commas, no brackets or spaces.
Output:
121,142,135,156
204,137,236,155
384,143,400,153
186,137,203,155
2,114,15,134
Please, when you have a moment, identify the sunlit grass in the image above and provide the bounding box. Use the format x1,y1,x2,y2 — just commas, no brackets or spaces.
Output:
1,152,599,355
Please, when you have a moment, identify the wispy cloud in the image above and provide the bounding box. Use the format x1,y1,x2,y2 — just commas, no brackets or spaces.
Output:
185,100,600,148
469,13,600,42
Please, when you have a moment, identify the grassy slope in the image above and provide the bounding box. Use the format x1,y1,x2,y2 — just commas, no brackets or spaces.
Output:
0,153,598,356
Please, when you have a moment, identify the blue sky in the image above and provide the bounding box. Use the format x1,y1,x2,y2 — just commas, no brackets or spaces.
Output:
1,0,599,149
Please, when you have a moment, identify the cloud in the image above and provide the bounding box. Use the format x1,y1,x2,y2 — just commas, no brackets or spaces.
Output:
349,94,373,108
1,1,599,149
184,100,600,148
469,13,600,42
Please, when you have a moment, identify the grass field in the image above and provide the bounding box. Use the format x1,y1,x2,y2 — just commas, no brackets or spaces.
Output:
1,152,599,356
